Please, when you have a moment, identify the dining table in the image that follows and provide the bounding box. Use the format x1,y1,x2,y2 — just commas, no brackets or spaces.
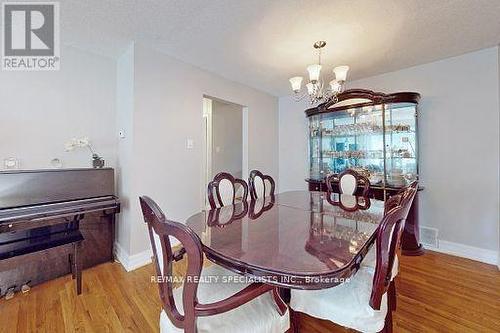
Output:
186,190,386,291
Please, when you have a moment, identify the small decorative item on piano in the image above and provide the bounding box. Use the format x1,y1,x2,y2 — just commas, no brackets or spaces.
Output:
65,137,105,168
92,154,105,168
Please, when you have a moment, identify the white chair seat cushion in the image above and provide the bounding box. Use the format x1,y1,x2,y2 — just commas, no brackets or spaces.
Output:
362,247,399,280
290,267,387,333
160,265,290,333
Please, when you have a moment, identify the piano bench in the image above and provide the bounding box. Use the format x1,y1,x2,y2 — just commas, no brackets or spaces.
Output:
0,228,84,295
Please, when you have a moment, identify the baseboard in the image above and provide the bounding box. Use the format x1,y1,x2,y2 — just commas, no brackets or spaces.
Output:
424,240,498,266
114,242,152,272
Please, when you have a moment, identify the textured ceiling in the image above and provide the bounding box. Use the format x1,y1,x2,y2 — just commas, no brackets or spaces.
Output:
60,0,500,96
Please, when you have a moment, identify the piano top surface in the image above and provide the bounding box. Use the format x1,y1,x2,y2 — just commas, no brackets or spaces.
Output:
0,168,115,210
0,167,114,174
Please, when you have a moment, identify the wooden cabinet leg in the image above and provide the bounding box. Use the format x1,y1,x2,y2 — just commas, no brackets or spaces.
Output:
401,192,424,256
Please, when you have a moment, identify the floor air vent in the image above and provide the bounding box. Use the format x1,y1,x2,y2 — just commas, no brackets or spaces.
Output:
420,226,438,248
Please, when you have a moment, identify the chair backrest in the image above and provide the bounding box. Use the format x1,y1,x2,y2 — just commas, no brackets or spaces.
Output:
384,181,418,214
207,172,249,208
139,196,203,331
369,184,417,310
248,170,275,200
326,169,370,196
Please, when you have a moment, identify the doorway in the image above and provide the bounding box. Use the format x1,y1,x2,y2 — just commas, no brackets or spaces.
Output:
202,97,246,208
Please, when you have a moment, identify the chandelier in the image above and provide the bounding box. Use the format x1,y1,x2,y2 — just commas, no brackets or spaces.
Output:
289,41,349,105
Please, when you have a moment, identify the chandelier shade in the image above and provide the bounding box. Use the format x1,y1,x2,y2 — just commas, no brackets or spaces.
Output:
307,64,322,82
333,65,350,82
289,76,303,92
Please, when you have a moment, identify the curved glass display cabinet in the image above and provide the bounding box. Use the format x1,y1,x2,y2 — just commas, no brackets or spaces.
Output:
305,89,424,256
306,89,420,191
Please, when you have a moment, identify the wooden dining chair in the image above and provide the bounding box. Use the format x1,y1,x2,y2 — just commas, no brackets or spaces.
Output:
290,186,417,333
326,169,371,197
139,196,290,333
208,172,249,208
362,181,419,312
248,170,276,200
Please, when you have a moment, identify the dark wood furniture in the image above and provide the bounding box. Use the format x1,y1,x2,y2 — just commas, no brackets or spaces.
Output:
290,186,418,333
139,196,288,333
207,172,249,208
0,168,119,296
248,169,276,199
186,190,386,290
305,89,424,256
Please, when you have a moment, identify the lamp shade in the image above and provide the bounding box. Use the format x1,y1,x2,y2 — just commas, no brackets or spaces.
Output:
329,80,341,93
306,82,315,95
307,64,322,82
333,65,349,81
289,76,303,92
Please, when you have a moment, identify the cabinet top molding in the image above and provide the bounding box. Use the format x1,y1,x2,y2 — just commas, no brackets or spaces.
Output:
305,89,421,117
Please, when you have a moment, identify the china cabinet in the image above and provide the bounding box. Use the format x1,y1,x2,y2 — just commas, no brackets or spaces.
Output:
305,89,424,255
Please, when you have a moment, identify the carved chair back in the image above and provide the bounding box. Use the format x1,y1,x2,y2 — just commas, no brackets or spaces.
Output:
326,169,370,197
369,184,417,310
248,170,276,200
208,172,249,208
139,196,203,332
140,196,280,333
384,181,418,214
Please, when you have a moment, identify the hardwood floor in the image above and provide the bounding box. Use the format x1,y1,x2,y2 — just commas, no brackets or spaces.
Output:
0,251,499,332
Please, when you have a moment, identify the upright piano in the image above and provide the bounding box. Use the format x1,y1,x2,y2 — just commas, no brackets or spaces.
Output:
0,168,119,296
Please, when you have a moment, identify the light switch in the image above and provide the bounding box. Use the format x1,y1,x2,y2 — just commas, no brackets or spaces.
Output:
186,139,194,149
215,146,221,153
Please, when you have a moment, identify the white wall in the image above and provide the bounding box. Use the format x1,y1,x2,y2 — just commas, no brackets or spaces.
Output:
212,100,243,178
498,45,500,267
279,47,500,260
0,46,117,169
119,44,279,258
115,44,135,253
278,97,310,192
